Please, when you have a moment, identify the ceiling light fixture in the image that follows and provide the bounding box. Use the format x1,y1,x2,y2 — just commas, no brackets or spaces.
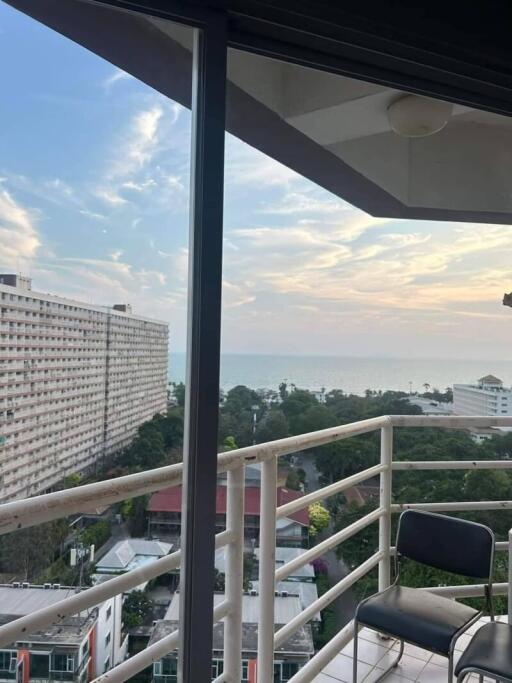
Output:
388,95,453,137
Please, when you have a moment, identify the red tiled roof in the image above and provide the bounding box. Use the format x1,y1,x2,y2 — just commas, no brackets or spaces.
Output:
147,485,309,526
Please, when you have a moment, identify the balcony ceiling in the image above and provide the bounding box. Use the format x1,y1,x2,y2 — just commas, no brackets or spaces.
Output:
6,0,512,223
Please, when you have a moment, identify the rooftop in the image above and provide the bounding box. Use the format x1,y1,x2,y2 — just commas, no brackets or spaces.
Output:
148,485,310,526
165,592,305,625
254,547,316,581
0,585,96,646
96,538,172,572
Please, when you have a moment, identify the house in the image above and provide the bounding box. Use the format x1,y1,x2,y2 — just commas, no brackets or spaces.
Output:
147,486,309,547
0,584,124,682
94,539,172,591
150,593,314,682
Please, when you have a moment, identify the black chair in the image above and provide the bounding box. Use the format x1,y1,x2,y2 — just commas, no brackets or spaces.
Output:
353,510,495,683
455,621,512,683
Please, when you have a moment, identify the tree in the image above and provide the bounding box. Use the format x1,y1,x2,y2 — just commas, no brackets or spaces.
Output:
222,436,238,451
255,410,289,443
308,502,330,537
122,590,154,628
285,469,301,490
172,382,186,408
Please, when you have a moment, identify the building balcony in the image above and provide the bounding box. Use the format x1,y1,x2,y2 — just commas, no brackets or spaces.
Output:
0,414,511,683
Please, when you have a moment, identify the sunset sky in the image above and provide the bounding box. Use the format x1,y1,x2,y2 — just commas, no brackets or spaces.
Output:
1,2,511,360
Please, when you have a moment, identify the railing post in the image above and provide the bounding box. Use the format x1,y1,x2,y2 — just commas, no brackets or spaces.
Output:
508,528,512,625
257,457,277,683
378,422,393,591
224,463,245,682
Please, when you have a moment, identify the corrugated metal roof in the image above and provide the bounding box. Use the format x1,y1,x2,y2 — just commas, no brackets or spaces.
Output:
165,592,303,625
96,538,172,570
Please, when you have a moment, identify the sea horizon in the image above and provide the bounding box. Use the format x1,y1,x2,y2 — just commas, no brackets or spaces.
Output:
168,352,512,396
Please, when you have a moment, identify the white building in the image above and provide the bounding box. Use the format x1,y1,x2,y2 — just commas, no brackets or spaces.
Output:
453,375,512,416
151,593,314,682
0,275,168,502
0,584,124,681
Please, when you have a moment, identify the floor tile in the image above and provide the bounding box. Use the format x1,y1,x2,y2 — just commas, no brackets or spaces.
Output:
390,642,432,662
312,674,343,683
376,652,429,680
323,653,372,683
416,661,450,683
454,633,473,652
343,639,391,666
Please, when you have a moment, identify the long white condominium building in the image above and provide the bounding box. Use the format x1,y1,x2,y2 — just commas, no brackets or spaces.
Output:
453,375,512,416
0,274,169,503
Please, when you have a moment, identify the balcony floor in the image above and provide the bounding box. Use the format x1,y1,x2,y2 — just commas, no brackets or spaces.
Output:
314,616,505,683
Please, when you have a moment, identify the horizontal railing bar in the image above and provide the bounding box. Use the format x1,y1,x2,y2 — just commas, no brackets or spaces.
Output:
392,501,512,512
276,508,383,582
421,582,508,598
0,416,390,535
277,464,385,520
274,551,382,649
394,460,512,470
288,620,355,683
390,415,512,428
92,599,230,683
0,530,233,649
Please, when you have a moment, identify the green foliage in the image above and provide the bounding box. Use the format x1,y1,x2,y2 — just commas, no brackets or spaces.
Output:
214,568,225,591
124,496,150,537
80,520,111,550
123,590,154,628
309,502,330,537
314,573,338,649
172,382,186,408
255,410,289,444
285,468,302,490
64,473,81,488
222,436,238,451
0,519,68,581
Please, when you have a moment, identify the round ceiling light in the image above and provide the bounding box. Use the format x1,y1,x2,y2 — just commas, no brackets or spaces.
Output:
388,95,453,137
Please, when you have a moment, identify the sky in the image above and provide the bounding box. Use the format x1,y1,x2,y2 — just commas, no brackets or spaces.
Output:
0,3,511,360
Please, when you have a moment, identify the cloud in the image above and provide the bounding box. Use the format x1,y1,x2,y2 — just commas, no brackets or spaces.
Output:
108,105,163,181
103,69,134,91
0,189,40,267
259,190,353,216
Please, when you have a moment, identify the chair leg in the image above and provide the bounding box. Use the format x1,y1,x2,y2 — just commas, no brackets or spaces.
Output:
353,620,359,683
372,640,404,683
448,652,454,683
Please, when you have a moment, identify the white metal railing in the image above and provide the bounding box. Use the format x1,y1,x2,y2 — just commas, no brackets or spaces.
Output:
1,414,512,683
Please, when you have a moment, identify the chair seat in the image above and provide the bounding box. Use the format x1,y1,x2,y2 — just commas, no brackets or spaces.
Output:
357,586,478,655
455,622,512,680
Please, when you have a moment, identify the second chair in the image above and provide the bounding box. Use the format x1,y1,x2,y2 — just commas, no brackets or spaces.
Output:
353,509,495,683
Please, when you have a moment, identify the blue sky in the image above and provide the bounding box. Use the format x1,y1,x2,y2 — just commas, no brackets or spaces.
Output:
1,2,511,360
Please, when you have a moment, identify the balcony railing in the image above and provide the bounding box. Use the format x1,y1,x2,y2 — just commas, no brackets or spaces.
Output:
1,415,512,683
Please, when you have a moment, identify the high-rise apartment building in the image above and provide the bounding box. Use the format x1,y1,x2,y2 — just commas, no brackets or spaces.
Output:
0,275,168,503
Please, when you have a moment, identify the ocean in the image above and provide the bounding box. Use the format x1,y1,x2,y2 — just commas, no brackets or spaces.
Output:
168,353,512,396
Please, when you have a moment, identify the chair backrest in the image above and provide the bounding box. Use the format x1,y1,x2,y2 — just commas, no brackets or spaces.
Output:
396,509,494,579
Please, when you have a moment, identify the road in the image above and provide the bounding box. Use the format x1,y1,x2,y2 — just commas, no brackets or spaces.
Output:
297,453,356,628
